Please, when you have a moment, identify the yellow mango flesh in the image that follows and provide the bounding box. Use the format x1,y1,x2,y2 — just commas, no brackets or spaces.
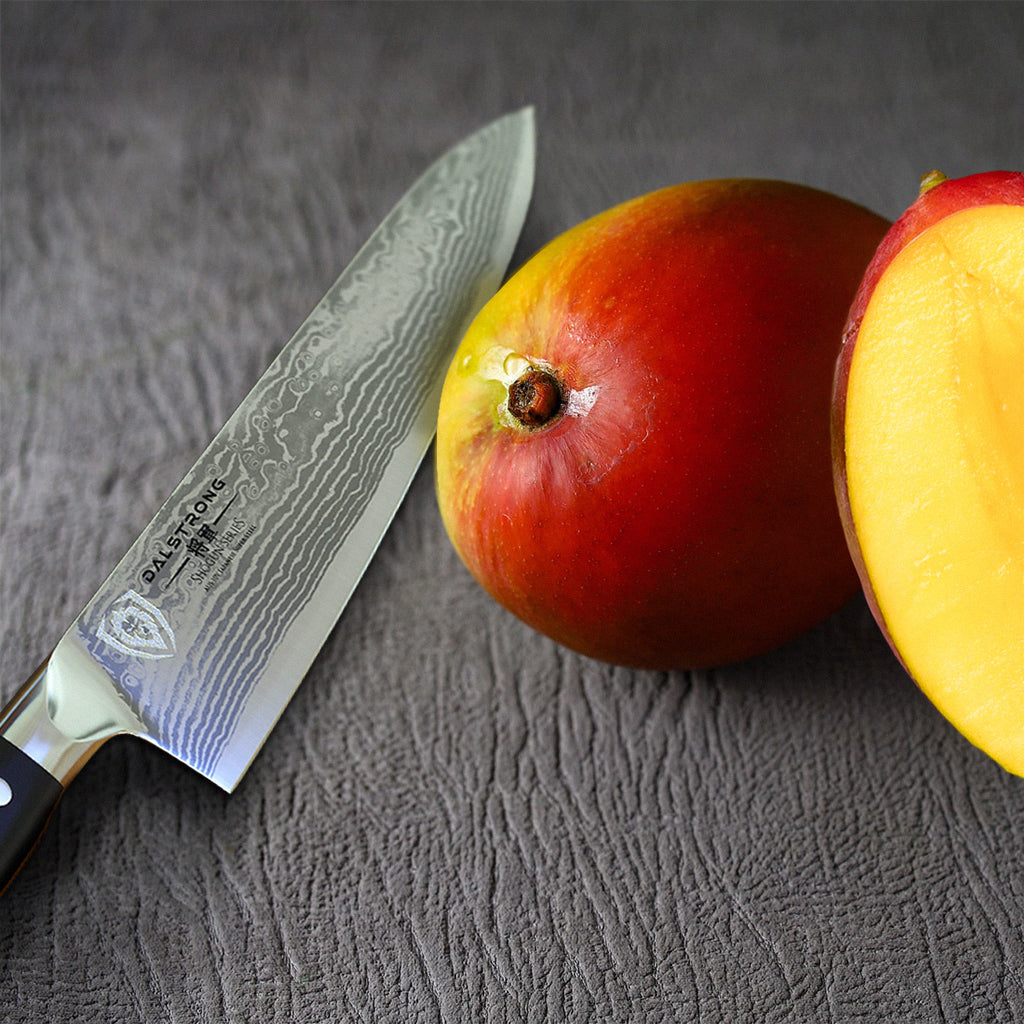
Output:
845,204,1024,773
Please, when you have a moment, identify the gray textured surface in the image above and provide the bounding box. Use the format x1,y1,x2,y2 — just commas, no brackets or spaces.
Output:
1,3,1022,1022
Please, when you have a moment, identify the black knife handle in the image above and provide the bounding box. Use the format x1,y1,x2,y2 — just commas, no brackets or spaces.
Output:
0,736,64,895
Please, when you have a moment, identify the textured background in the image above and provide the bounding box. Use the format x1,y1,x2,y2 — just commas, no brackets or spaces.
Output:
2,3,1023,1022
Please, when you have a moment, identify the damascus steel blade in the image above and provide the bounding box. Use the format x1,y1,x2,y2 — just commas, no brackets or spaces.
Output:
25,109,535,791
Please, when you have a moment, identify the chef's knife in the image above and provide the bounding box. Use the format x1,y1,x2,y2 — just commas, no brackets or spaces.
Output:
0,108,535,894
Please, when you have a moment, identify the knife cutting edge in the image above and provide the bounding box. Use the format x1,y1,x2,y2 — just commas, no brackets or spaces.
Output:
0,108,536,894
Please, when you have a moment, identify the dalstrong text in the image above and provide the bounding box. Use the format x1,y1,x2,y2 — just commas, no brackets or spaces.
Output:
140,478,232,586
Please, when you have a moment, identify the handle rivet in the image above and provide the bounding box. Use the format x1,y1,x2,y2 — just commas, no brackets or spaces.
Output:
0,778,11,807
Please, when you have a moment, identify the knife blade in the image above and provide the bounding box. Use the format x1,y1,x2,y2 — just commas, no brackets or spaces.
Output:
0,108,535,893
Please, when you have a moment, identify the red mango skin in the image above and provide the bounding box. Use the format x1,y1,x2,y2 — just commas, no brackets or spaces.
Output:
831,170,1024,658
438,180,890,670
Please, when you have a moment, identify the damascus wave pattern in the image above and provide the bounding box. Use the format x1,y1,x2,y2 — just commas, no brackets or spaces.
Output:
66,109,535,789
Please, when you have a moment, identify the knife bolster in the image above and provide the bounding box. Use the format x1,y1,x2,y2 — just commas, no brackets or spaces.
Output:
0,649,116,787
0,645,135,894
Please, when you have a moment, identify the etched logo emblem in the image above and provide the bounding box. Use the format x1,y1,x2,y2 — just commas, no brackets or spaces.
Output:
97,590,177,660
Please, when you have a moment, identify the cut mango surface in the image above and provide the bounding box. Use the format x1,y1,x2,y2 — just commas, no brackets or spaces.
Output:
845,204,1024,774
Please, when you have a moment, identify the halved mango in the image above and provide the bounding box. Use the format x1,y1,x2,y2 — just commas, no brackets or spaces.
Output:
841,201,1024,773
